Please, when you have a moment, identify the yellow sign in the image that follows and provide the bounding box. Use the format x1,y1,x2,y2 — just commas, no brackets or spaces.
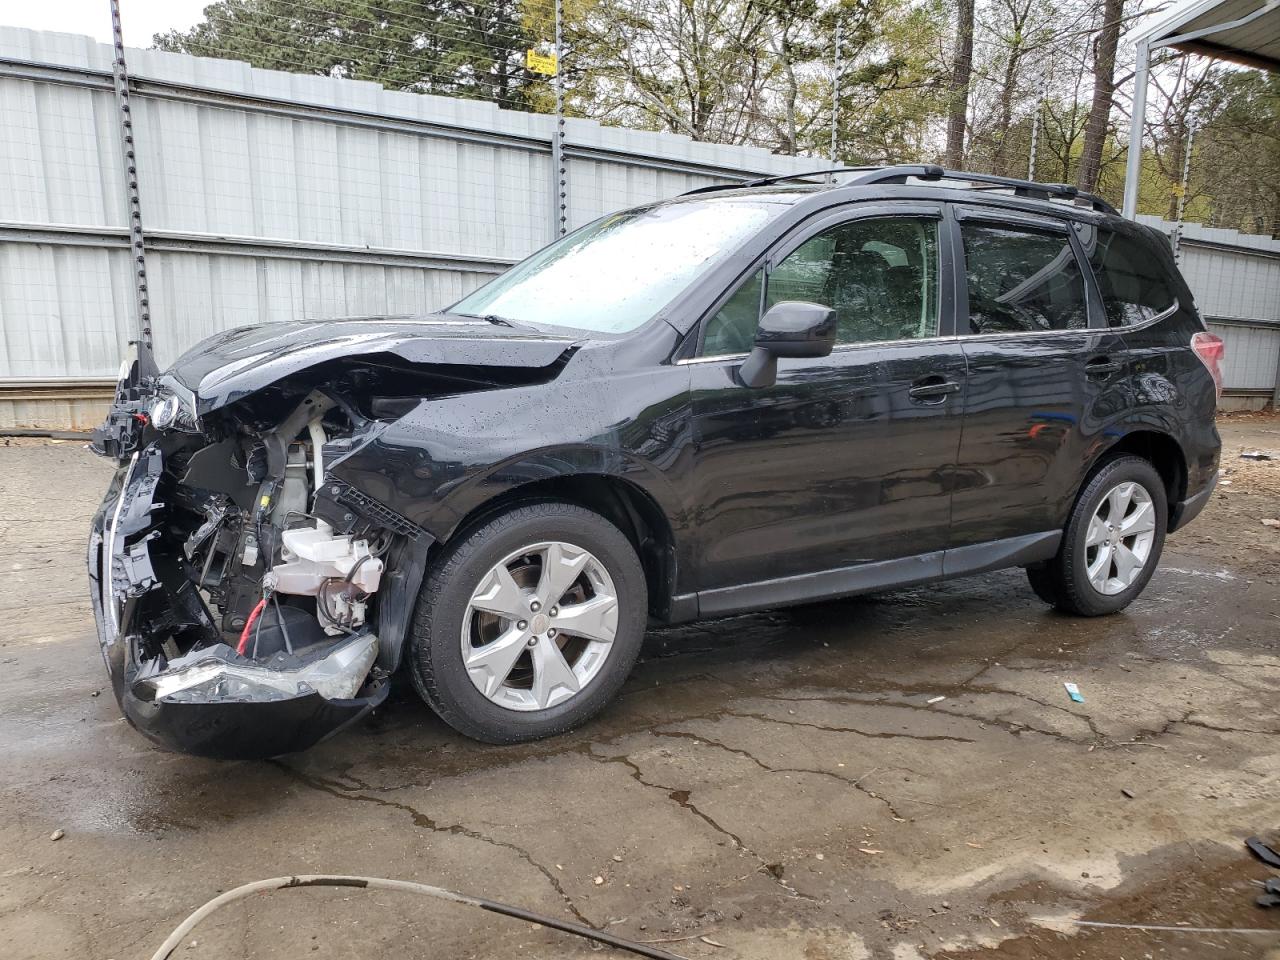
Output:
526,49,558,76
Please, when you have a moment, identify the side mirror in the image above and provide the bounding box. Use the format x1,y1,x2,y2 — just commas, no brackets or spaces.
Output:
738,301,837,388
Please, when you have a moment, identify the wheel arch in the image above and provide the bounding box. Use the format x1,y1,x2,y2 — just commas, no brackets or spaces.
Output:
433,469,682,621
1091,429,1188,529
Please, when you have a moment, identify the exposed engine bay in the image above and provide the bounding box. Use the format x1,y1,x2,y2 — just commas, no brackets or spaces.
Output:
87,317,579,758
89,358,499,757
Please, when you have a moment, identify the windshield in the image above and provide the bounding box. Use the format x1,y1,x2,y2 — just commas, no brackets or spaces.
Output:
451,198,784,333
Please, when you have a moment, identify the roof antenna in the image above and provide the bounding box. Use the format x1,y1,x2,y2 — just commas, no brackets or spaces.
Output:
108,0,158,384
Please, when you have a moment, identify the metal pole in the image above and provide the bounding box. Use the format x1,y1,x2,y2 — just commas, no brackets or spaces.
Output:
551,0,568,237
1272,339,1280,409
109,0,156,378
829,19,843,168
1121,39,1150,219
1172,120,1195,263
1027,68,1047,181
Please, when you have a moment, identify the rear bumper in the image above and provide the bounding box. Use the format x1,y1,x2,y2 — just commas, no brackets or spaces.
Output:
1169,470,1218,532
88,448,386,760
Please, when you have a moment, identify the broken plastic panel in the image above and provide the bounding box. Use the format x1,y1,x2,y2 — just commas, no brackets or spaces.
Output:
139,632,379,704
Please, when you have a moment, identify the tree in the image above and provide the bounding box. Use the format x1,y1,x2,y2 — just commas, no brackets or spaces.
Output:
1195,71,1280,236
1130,56,1222,219
155,0,537,110
1076,0,1123,191
944,0,975,165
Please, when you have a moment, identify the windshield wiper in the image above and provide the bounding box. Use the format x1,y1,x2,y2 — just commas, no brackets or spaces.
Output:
452,311,535,329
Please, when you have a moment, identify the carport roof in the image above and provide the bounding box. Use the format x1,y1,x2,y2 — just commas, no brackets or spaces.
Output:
1140,0,1280,72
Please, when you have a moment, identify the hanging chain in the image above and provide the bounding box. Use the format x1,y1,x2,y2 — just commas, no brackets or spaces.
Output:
829,19,843,170
552,0,568,236
1173,121,1196,264
109,0,153,369
1028,67,1047,181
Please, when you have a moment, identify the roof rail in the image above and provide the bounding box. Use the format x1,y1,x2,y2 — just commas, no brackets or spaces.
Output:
679,166,878,196
852,165,1117,214
677,163,1118,214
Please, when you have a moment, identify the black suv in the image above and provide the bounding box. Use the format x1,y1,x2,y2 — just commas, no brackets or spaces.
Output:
89,165,1223,758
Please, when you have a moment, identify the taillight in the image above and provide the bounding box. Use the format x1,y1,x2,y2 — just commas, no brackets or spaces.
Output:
1190,331,1225,400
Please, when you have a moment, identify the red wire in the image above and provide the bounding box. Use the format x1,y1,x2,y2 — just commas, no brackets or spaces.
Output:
237,598,268,656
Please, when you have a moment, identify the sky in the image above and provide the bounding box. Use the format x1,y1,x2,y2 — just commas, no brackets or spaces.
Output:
1,0,210,47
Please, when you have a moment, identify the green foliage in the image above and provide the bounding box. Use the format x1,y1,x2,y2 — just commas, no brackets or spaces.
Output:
1192,70,1280,235
155,0,1280,230
155,0,537,109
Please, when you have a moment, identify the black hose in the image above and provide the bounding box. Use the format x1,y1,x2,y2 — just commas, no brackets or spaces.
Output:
271,592,294,655
343,554,372,584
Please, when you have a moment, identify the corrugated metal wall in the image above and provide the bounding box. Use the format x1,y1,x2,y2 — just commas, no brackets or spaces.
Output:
0,27,819,428
1,27,1276,428
1137,216,1280,407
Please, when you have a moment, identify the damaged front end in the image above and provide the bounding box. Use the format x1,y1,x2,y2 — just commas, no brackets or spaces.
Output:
88,371,416,759
88,318,577,758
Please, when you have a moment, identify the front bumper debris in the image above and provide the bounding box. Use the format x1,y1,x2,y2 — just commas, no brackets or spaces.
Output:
88,446,386,760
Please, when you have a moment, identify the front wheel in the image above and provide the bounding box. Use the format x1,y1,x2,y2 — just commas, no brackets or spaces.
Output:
1028,455,1167,616
408,502,647,743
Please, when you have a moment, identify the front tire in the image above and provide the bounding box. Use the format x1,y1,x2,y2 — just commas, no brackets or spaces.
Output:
408,502,647,743
1028,455,1167,617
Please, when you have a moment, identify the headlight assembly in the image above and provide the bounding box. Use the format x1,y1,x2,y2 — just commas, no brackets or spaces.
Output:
148,394,182,429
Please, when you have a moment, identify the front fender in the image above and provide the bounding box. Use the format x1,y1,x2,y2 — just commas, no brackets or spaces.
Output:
326,367,692,542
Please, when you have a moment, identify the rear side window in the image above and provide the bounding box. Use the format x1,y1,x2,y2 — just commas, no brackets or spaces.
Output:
1085,228,1177,326
960,223,1088,334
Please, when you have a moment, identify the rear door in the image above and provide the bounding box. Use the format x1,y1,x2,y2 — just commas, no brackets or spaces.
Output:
686,204,968,607
948,206,1129,556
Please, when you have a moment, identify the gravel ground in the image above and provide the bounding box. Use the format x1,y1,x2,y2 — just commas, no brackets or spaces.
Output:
0,414,1277,960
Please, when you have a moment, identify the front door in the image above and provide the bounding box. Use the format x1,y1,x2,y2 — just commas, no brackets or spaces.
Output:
686,207,967,610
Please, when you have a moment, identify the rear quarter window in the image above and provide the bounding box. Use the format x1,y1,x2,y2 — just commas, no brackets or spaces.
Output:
1083,227,1177,326
960,222,1088,334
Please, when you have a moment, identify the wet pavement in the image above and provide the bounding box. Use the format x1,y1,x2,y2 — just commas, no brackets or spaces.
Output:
1,416,1278,960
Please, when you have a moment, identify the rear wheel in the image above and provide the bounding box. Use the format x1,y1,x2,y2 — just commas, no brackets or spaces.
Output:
1028,455,1167,616
408,502,647,743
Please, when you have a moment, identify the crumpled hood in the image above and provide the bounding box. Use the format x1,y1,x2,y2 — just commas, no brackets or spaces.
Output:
167,314,578,413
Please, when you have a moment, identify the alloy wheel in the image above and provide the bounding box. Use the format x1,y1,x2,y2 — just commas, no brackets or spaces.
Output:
461,541,620,711
1085,481,1157,595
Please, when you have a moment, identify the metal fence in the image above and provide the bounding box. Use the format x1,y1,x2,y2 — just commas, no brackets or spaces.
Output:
1138,216,1280,410
1,27,1277,428
0,26,822,429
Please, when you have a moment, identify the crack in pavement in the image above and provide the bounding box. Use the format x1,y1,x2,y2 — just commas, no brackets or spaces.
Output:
269,761,592,927
758,686,1105,744
651,727,910,821
580,746,817,902
1175,717,1280,736
722,709,977,744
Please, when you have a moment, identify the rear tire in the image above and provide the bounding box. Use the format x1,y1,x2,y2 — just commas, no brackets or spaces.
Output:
1025,563,1062,607
1028,455,1167,617
408,501,647,743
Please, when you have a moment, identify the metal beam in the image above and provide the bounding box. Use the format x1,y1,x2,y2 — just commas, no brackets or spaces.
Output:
1121,39,1151,219
0,222,515,274
1149,0,1280,51
1168,37,1280,72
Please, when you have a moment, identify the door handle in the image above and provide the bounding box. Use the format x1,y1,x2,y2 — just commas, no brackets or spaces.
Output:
1086,356,1122,378
908,377,961,401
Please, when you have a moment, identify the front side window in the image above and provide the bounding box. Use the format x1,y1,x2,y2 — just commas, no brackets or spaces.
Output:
961,223,1088,334
1084,227,1177,326
450,198,784,334
700,216,940,354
